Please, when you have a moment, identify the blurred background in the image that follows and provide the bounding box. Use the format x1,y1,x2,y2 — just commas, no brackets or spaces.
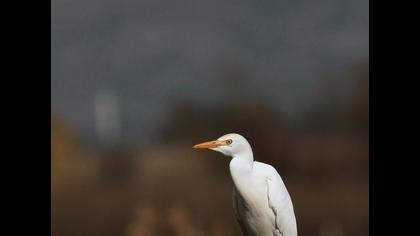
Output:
51,0,368,235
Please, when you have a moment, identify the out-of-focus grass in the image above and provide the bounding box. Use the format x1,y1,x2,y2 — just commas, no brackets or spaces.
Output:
52,66,368,236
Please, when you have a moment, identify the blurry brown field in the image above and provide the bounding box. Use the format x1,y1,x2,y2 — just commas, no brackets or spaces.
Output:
52,67,368,236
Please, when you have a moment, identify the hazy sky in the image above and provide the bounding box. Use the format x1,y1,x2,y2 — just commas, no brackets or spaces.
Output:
51,0,368,146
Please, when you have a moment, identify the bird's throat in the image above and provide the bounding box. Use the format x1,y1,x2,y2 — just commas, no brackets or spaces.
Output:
229,156,254,179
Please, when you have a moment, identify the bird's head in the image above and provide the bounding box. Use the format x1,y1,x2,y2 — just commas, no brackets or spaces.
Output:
193,133,251,157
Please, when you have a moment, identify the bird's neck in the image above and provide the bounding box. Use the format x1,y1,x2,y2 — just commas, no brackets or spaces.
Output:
230,149,254,173
229,151,254,199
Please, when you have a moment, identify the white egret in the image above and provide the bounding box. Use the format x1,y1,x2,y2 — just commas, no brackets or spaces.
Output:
193,133,297,236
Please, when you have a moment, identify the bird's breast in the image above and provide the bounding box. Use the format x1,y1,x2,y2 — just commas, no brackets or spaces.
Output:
234,186,277,236
235,177,270,214
232,175,277,232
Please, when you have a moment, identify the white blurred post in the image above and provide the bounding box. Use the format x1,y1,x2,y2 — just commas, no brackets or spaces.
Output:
93,89,121,145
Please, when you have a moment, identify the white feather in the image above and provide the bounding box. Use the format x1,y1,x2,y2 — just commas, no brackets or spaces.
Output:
208,133,297,236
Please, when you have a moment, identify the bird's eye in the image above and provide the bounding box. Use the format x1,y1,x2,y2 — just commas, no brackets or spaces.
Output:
226,139,233,145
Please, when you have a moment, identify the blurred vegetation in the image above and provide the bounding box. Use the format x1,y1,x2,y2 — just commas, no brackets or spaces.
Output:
52,64,368,236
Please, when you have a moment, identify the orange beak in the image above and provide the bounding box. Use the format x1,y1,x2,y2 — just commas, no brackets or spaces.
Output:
193,140,228,149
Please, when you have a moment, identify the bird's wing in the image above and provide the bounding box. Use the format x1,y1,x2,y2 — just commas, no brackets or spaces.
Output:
256,162,298,236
